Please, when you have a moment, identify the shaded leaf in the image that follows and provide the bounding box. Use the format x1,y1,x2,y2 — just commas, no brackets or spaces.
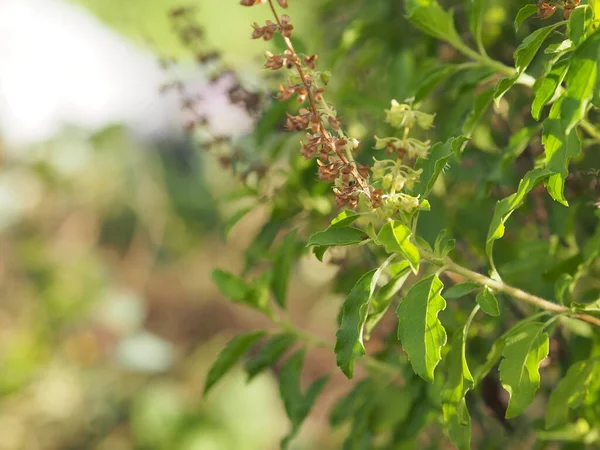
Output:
377,221,420,272
204,331,266,395
499,322,549,418
546,358,596,429
442,327,474,450
211,269,270,313
279,350,329,449
335,269,378,378
245,332,296,380
434,229,455,257
444,282,481,299
493,74,519,106
464,86,495,136
397,275,447,382
515,4,539,31
414,136,467,196
486,168,552,269
514,22,564,73
469,0,486,51
222,206,254,238
329,379,376,427
476,287,500,316
365,261,412,339
271,230,297,308
414,64,461,102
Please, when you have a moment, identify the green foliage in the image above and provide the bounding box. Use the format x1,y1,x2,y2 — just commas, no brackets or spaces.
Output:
200,0,600,448
498,322,549,418
397,275,447,382
204,331,266,395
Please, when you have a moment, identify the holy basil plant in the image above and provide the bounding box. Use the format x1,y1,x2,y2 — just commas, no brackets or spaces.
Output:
182,0,600,448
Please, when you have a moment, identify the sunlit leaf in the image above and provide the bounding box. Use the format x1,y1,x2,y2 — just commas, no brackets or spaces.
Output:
405,0,463,47
499,322,549,418
543,99,582,205
532,58,570,120
245,332,296,380
397,275,447,382
559,28,600,133
515,22,564,73
568,5,593,47
546,359,596,429
335,269,378,378
204,331,266,395
377,221,420,273
476,287,500,316
442,327,474,450
307,227,367,247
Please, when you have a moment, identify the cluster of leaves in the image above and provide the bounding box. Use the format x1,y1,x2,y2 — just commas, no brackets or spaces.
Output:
200,0,600,448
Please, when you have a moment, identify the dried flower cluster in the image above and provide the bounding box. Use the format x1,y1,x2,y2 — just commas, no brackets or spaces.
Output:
537,0,580,19
242,0,375,209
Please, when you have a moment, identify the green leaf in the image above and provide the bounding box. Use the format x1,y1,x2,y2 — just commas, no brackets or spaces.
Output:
464,86,495,136
414,65,461,102
568,5,593,47
499,322,549,418
515,4,539,31
307,227,367,247
496,22,564,103
486,168,552,269
532,58,570,121
330,210,364,228
335,269,378,378
434,229,455,257
330,379,375,427
413,136,467,196
279,349,329,449
515,22,564,73
543,100,582,205
365,261,412,339
397,275,447,382
376,221,420,273
469,0,486,52
405,0,463,47
560,28,600,133
474,335,506,384
444,282,481,299
245,332,296,380
493,74,519,106
476,287,500,316
211,269,270,312
204,331,266,395
546,359,596,429
442,327,474,450
544,39,573,54
271,231,297,308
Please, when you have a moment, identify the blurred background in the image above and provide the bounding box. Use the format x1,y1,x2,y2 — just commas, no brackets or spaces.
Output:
0,0,344,449
3,0,595,449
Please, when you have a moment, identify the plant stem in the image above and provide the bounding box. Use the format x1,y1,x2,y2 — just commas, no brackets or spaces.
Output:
419,249,600,328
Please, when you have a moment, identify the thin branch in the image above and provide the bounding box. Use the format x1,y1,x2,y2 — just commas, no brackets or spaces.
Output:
420,249,600,328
